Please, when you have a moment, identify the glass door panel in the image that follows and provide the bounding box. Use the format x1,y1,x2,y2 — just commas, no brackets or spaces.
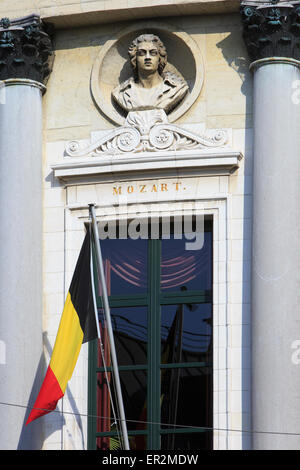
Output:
89,218,213,450
97,306,148,366
161,229,212,292
160,431,213,451
160,367,213,430
96,370,147,450
100,238,148,295
161,304,212,364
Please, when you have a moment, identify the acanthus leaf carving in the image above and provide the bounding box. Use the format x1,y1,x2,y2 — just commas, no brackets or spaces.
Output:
240,1,300,61
65,110,229,158
0,14,54,84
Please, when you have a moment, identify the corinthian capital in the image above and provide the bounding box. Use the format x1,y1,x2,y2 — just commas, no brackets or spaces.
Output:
0,14,54,85
240,1,300,61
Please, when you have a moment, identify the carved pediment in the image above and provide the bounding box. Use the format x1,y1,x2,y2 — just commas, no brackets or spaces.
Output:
52,110,242,183
65,110,228,158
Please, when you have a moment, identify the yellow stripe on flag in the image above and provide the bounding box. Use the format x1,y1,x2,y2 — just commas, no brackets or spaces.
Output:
50,292,84,393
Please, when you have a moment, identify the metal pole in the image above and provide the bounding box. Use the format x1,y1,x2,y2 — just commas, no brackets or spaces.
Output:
89,204,130,450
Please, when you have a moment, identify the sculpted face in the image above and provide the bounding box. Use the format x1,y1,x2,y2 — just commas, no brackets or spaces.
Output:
136,41,160,74
111,33,189,114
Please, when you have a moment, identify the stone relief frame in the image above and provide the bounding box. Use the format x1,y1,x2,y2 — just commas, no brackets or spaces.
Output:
90,21,204,126
64,194,230,450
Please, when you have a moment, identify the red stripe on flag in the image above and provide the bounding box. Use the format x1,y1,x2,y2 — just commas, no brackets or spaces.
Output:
26,365,64,425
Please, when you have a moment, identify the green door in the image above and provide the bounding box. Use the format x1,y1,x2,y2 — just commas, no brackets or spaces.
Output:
88,218,213,450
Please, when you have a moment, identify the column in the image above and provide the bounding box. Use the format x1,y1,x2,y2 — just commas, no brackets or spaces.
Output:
0,15,53,449
241,2,300,449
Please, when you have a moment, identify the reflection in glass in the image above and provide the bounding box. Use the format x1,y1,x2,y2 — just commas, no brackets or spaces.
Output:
96,370,147,450
161,229,212,292
98,307,147,367
161,431,213,451
161,304,212,364
99,238,148,295
160,367,213,449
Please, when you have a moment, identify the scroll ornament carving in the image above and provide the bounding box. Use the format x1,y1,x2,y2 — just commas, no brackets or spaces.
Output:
65,110,228,157
240,1,300,61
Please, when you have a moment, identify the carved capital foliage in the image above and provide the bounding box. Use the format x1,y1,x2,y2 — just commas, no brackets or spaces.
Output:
240,1,300,62
0,14,54,85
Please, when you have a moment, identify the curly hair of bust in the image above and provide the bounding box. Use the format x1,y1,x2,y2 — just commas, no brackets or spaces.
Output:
128,34,167,79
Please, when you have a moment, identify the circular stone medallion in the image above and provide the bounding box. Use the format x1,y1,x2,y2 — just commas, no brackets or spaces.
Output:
91,21,204,126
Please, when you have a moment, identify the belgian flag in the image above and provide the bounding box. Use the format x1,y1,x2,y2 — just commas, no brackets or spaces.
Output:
26,230,98,425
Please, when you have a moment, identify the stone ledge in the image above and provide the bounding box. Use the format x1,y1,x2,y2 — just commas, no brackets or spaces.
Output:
0,1,240,30
51,149,243,184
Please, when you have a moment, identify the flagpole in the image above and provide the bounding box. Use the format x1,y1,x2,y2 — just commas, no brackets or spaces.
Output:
89,204,130,450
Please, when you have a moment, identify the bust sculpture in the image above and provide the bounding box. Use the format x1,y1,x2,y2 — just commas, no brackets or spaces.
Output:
112,34,189,115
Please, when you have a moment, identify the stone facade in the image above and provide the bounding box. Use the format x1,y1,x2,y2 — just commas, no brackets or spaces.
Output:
0,0,257,451
44,11,252,450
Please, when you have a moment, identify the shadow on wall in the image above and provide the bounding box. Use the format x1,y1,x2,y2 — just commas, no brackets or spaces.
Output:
18,332,86,450
216,30,252,126
17,352,48,450
216,29,254,451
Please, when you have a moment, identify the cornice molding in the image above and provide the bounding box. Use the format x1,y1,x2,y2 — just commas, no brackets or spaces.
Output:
0,2,240,30
240,1,300,62
52,150,243,184
0,14,54,85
